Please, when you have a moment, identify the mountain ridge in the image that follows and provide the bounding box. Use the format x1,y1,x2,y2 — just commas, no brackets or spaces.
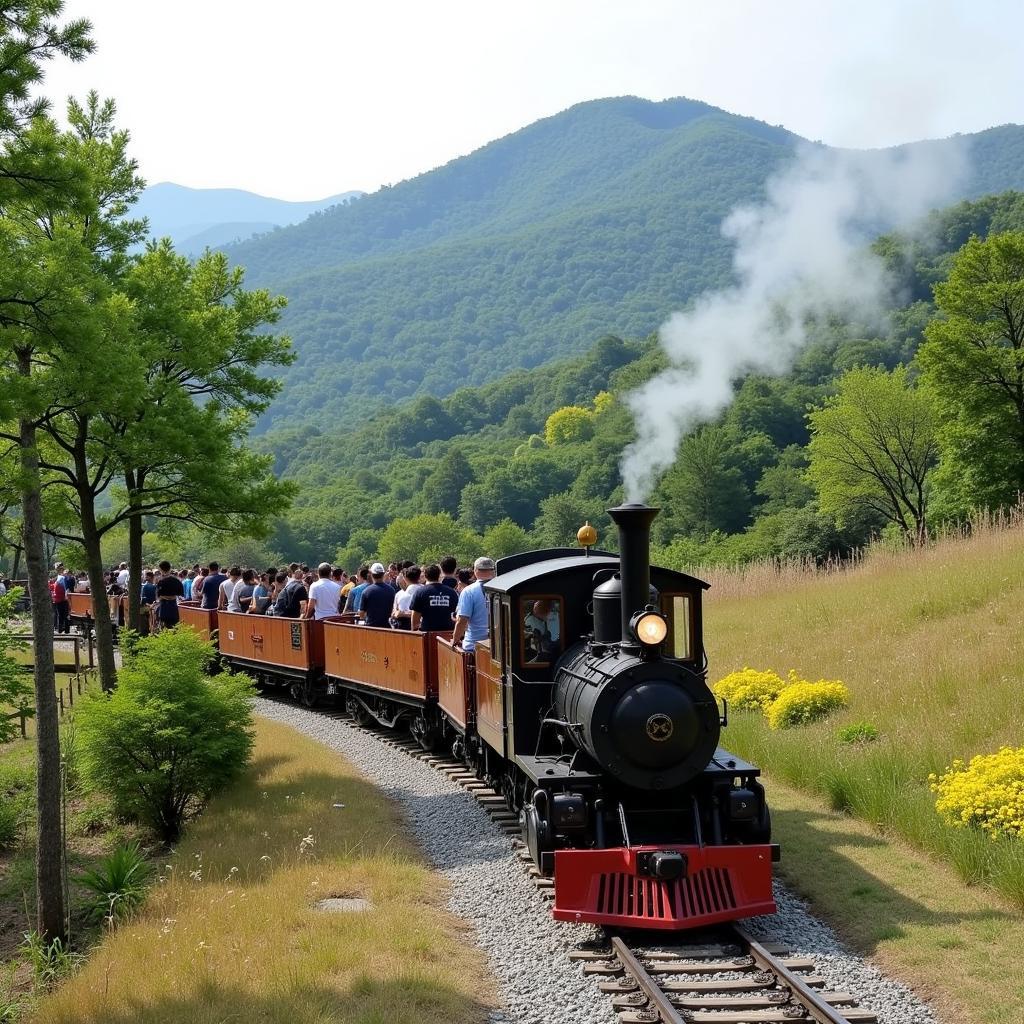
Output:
136,182,364,254
211,96,1024,430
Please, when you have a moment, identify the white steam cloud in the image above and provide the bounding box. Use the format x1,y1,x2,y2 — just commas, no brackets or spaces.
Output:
619,140,969,502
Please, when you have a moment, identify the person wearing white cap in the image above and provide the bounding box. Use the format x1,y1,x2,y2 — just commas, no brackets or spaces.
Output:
305,562,343,619
359,563,393,627
452,556,496,651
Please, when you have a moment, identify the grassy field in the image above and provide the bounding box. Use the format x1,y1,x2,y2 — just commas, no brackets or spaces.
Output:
704,516,1024,909
766,774,1024,1024
31,717,494,1024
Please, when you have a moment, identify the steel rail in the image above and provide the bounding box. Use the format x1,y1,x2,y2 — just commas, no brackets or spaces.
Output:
731,922,850,1024
609,936,685,1024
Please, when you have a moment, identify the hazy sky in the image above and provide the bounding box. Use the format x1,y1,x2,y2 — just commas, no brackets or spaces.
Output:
42,1,1023,200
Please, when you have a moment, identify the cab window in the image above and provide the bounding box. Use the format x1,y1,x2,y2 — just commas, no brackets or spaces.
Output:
520,596,563,666
661,594,693,660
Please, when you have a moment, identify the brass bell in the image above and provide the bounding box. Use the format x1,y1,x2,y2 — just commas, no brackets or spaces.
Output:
577,521,598,548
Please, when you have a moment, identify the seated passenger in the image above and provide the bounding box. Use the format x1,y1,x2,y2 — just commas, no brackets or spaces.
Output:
524,599,561,662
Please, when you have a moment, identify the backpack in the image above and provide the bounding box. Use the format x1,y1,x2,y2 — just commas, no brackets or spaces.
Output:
49,579,66,604
278,580,304,618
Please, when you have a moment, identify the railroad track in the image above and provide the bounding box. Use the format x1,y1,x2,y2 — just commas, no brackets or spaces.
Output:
572,925,879,1024
258,694,878,1024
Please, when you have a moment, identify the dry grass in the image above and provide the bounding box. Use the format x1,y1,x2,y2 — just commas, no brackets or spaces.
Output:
705,506,1024,907
32,717,494,1024
696,500,1024,601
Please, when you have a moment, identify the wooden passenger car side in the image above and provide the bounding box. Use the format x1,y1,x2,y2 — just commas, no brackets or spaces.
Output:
177,604,218,642
436,638,475,731
324,622,451,702
217,610,328,675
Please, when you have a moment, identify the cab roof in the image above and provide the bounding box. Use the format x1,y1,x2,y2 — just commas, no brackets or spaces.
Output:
485,549,709,595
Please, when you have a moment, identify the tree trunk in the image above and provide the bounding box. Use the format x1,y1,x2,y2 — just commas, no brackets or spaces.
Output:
11,544,21,580
127,506,143,634
71,425,118,692
18,388,66,942
79,502,118,692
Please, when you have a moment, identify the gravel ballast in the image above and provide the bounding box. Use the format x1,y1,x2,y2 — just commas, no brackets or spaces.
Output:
255,700,936,1024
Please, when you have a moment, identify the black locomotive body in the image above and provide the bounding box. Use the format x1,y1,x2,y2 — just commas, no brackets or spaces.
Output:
464,503,777,929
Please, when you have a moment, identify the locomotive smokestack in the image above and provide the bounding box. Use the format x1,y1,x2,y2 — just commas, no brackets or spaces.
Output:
607,503,659,648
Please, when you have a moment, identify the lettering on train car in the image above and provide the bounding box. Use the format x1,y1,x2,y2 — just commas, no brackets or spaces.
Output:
290,623,302,650
227,630,235,641
361,650,377,664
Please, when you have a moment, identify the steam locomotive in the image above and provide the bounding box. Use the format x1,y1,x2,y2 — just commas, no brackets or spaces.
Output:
72,503,779,930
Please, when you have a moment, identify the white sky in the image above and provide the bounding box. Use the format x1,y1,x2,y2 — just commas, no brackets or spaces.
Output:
42,1,1022,200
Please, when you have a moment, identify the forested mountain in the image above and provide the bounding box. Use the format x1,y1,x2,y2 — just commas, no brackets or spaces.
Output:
219,97,1024,430
239,191,1024,569
137,182,363,254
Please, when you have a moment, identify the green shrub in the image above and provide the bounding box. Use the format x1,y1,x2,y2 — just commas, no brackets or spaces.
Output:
765,679,850,729
78,841,152,924
20,932,82,991
838,721,879,744
0,799,24,848
77,627,255,842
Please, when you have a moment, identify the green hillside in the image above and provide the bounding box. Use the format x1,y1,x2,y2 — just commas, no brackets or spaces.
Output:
227,97,1024,430
236,191,1024,569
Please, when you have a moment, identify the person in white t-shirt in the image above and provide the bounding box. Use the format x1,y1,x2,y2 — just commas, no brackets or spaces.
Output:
391,565,422,629
305,562,343,619
115,562,129,589
220,566,242,611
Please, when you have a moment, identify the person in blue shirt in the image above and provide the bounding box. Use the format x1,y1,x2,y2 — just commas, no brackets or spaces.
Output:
452,556,496,652
344,566,372,614
201,561,227,610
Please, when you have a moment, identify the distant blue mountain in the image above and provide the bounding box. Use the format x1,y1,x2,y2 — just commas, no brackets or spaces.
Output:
135,183,363,254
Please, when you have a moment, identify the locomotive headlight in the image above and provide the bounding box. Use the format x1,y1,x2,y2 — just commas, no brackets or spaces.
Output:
630,610,668,647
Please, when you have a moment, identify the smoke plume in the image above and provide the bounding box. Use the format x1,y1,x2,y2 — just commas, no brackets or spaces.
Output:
619,140,968,502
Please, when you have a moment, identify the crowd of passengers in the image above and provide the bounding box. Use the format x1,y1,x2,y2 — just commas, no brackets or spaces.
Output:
52,555,498,651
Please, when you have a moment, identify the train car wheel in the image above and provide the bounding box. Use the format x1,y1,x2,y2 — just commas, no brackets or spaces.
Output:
291,680,318,708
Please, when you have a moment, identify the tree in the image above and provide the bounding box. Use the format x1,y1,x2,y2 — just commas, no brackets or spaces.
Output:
544,405,594,445
113,242,294,633
77,628,254,842
653,426,751,539
0,0,95,944
531,491,605,549
423,447,474,514
481,519,530,560
377,513,480,564
918,231,1024,512
807,365,940,542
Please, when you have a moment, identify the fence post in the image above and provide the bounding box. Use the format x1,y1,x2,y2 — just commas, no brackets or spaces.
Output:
58,690,64,715
20,710,26,739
